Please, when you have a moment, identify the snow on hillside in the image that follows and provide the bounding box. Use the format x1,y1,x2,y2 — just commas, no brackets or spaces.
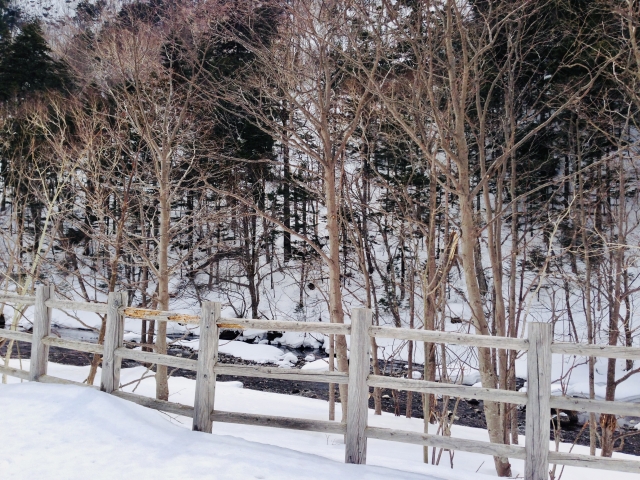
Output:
12,0,82,21
3,360,639,479
11,0,123,26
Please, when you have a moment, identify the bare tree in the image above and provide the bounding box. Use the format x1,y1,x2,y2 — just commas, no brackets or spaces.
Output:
210,0,378,419
346,0,602,474
69,2,219,400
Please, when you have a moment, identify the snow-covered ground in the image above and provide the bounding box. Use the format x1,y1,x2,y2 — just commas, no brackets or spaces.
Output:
0,382,430,480
2,360,638,479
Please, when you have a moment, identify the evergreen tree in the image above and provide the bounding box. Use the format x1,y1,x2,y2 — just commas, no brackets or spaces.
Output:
0,22,69,101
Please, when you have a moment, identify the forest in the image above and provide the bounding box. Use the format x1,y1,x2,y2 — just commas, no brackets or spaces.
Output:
1,0,639,476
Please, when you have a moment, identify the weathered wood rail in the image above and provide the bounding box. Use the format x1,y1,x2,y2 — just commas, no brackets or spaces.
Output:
0,286,639,479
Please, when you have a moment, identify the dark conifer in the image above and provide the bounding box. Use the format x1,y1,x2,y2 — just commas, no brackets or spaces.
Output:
0,22,69,101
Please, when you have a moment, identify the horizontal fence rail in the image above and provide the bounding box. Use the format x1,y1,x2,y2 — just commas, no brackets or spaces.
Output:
215,364,349,384
551,342,640,360
212,411,347,435
370,325,529,351
549,396,640,418
47,299,109,314
0,285,639,477
548,451,640,473
0,365,30,380
115,348,198,371
218,318,351,335
42,336,104,355
365,426,527,459
367,375,529,405
0,293,35,305
0,329,33,343
122,307,200,324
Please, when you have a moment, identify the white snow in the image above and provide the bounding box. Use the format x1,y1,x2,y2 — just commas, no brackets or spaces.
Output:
179,339,287,364
218,341,286,364
0,382,429,480
271,331,324,349
3,359,639,480
240,328,266,340
278,352,300,368
301,358,329,371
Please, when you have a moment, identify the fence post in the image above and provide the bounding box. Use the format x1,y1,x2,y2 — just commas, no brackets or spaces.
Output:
100,292,127,393
29,284,54,381
525,322,552,480
193,301,220,433
345,308,372,464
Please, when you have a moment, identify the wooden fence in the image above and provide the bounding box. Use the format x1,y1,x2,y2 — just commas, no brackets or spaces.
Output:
0,286,639,479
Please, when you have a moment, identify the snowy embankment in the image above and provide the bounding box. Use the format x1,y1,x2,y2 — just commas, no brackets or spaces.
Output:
0,382,429,480
2,360,639,480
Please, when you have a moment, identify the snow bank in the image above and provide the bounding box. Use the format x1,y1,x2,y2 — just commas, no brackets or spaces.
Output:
301,358,330,371
0,382,428,480
177,338,300,366
3,360,639,480
272,331,324,349
218,340,286,364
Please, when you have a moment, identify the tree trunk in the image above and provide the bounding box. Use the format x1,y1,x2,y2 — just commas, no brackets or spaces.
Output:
156,176,170,401
324,161,349,421
459,189,512,476
601,161,626,458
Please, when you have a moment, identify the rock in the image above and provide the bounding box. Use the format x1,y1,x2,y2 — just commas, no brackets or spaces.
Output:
220,329,241,340
266,331,283,342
